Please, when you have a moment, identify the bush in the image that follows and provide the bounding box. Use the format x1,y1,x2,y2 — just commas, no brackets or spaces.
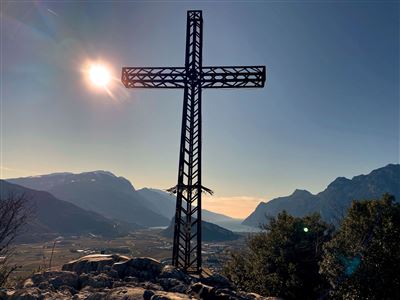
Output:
320,194,400,299
223,212,333,299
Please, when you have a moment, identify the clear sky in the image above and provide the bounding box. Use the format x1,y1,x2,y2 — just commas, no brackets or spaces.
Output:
1,1,399,218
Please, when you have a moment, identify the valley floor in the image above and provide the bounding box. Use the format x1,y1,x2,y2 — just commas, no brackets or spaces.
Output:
8,229,247,283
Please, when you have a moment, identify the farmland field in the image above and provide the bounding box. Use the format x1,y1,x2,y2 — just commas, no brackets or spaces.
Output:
8,229,247,282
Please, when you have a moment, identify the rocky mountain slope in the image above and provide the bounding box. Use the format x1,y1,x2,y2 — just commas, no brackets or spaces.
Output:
2,254,269,299
0,180,131,240
137,188,236,224
243,164,400,227
8,171,237,230
162,218,239,242
7,171,170,228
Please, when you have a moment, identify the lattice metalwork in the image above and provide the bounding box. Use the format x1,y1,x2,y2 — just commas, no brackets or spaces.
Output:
122,10,266,274
122,66,265,89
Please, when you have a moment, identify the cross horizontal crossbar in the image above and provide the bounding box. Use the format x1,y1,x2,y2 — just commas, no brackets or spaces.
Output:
121,66,266,89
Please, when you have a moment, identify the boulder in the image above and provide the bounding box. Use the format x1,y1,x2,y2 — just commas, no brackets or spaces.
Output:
80,291,107,300
112,257,162,280
79,273,113,289
214,288,238,299
47,272,79,290
169,284,188,294
104,286,146,299
27,271,79,290
8,287,72,300
22,279,34,289
8,287,43,300
201,273,233,289
157,278,185,291
139,282,163,292
143,289,155,300
62,254,129,274
123,276,139,283
189,282,214,299
150,291,190,300
159,265,190,283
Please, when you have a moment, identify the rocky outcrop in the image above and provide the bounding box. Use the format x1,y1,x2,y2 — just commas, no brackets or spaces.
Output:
62,254,129,274
112,257,162,280
3,254,270,300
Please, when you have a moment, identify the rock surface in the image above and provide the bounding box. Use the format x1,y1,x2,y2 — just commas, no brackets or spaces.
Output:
62,254,129,274
3,254,271,300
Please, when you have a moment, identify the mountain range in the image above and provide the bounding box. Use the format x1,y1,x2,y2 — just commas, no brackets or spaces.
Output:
137,188,236,225
161,218,239,242
243,164,400,227
7,171,169,228
4,164,398,238
0,180,131,241
8,172,236,228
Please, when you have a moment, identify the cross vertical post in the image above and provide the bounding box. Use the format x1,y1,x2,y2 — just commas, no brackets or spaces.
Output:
121,10,266,275
172,10,203,273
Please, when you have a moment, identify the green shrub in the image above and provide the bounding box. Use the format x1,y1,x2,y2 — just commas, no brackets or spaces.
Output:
223,212,332,299
320,194,400,299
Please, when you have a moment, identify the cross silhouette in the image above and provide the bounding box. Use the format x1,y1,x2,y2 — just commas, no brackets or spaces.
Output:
122,10,266,274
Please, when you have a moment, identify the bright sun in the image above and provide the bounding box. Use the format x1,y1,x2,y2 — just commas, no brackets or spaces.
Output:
89,64,111,87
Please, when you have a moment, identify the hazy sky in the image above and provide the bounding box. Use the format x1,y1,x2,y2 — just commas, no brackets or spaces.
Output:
1,1,399,218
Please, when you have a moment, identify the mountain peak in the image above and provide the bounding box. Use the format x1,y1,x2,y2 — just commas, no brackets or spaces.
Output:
81,170,116,177
327,176,351,189
291,189,312,197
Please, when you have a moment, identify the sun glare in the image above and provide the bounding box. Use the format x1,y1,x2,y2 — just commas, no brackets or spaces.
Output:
89,64,111,87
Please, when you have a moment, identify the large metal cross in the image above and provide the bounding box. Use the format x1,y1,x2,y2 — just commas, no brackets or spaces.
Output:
122,10,266,274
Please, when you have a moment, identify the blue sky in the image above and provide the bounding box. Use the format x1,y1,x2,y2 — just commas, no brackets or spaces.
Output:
1,1,399,217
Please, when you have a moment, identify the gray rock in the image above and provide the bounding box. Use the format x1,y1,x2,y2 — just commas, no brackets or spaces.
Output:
150,291,190,300
9,287,72,300
143,289,155,300
112,257,162,280
107,269,119,278
58,285,78,296
214,288,238,299
9,255,266,300
62,254,129,275
157,278,185,291
48,272,79,289
190,282,214,299
159,265,190,283
81,273,113,289
140,282,163,291
169,284,188,294
84,291,107,300
123,276,139,283
105,286,146,299
201,273,233,289
26,271,79,290
37,282,49,290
